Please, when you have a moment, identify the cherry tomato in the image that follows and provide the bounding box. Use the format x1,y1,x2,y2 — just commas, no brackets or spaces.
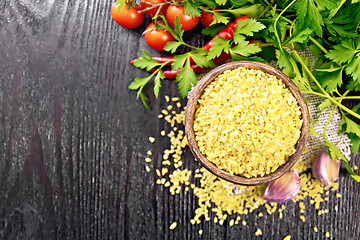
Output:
165,5,199,31
144,22,176,51
141,0,168,18
111,2,144,29
200,7,219,27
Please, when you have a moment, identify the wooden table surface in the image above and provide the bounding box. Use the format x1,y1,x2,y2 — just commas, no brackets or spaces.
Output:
1,1,359,239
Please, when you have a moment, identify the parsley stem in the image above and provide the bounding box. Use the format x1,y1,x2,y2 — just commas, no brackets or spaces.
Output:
273,0,297,50
322,106,337,139
292,51,360,120
322,90,350,139
309,36,328,53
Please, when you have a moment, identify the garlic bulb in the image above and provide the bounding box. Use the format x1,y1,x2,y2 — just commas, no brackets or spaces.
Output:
262,169,300,203
312,149,340,186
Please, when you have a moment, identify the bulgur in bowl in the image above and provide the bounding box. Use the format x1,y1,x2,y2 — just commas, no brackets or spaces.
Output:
185,61,310,186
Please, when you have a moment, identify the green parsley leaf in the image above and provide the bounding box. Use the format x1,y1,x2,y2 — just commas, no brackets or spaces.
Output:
133,50,161,71
163,41,182,54
294,0,324,37
227,4,264,17
215,0,227,5
172,53,190,70
234,19,266,36
309,124,320,135
231,41,261,57
115,0,124,11
345,117,360,138
228,0,253,7
349,133,360,155
202,24,225,37
129,76,151,91
276,49,293,72
196,0,218,7
314,0,337,11
230,53,263,62
315,66,343,92
176,60,197,98
154,71,164,98
326,37,360,82
184,1,202,17
212,12,230,25
317,99,332,110
173,17,184,39
139,92,149,109
284,27,313,45
206,37,232,60
338,115,360,154
325,140,360,182
190,50,215,68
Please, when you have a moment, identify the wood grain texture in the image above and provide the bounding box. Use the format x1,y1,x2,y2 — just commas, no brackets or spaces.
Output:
0,0,359,239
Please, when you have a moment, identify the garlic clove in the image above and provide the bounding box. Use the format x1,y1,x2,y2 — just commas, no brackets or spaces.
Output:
311,149,340,186
261,169,300,203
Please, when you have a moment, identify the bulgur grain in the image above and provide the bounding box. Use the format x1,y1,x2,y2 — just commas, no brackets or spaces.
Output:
169,222,177,229
255,228,262,236
193,67,302,177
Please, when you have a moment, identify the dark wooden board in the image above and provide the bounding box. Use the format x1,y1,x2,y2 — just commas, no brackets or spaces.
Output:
0,0,359,239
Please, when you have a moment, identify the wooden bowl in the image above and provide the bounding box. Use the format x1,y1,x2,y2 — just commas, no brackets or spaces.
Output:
185,61,310,186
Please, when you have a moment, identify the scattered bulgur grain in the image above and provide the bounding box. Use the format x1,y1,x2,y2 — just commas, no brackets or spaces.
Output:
158,114,163,119
300,215,305,222
336,193,342,198
354,165,358,171
176,102,182,108
255,228,262,236
165,95,170,102
145,99,341,229
198,229,203,235
147,150,152,155
229,219,234,226
314,227,318,232
145,166,151,172
145,157,152,163
167,105,173,110
283,235,291,240
258,212,263,217
242,220,247,226
193,67,302,177
161,109,169,115
169,222,177,229
325,232,330,238
172,97,179,102
149,137,155,143
334,205,338,211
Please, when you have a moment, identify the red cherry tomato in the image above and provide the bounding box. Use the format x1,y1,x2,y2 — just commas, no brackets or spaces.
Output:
165,5,199,31
141,0,168,18
144,22,176,51
200,7,219,27
111,2,144,29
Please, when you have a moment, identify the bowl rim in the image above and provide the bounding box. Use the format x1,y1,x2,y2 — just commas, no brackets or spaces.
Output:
184,61,310,186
